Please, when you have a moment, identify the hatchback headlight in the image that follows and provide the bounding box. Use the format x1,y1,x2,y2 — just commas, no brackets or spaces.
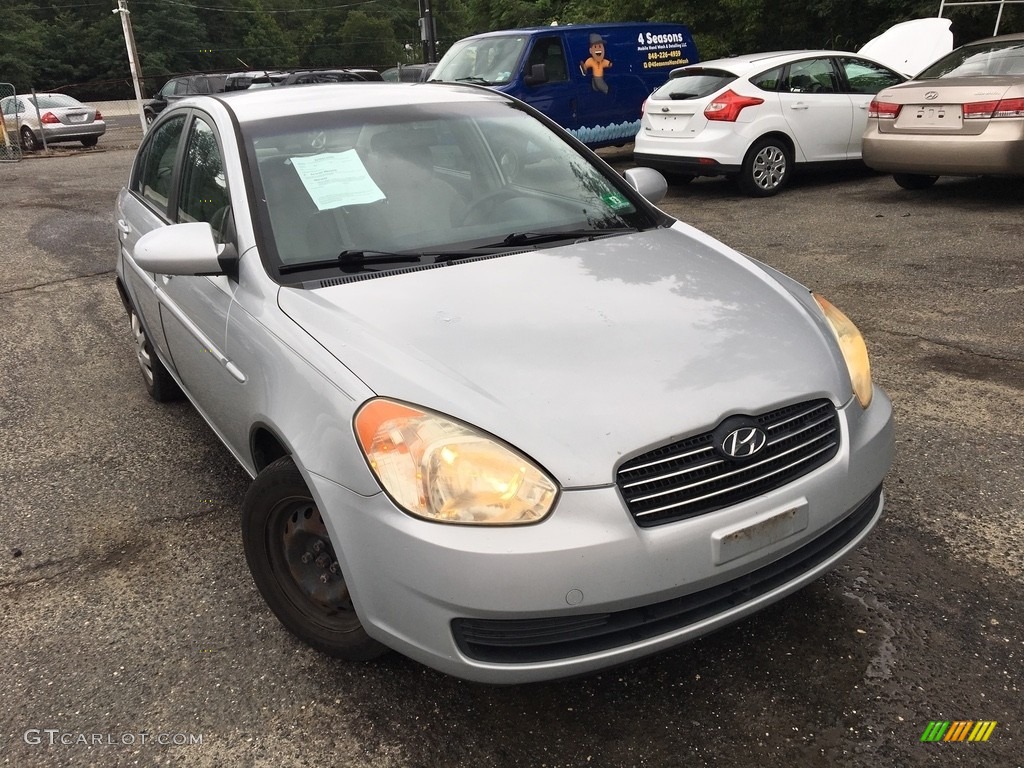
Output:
813,293,873,408
354,399,558,525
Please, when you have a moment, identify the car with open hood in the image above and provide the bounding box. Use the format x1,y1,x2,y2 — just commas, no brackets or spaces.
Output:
114,82,893,683
634,18,953,196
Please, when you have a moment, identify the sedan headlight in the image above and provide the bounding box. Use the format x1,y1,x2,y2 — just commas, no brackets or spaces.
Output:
354,399,558,525
813,293,873,408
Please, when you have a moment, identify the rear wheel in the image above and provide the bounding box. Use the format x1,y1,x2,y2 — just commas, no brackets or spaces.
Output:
738,137,791,197
893,173,938,190
242,456,387,661
129,308,181,402
81,136,98,147
664,172,695,185
20,126,39,152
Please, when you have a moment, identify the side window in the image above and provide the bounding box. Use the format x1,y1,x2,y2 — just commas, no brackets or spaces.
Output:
133,114,186,214
839,57,904,94
177,117,230,241
783,58,840,94
750,66,783,92
526,37,569,83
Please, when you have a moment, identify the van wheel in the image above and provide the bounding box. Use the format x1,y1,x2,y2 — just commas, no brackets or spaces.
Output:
242,456,387,661
893,173,938,190
738,137,791,197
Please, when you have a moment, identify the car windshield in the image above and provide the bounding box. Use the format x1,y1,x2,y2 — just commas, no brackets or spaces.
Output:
917,39,1024,79
431,36,528,85
244,101,655,275
652,68,738,99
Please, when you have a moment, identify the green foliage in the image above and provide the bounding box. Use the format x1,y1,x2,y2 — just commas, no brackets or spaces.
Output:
3,0,1023,99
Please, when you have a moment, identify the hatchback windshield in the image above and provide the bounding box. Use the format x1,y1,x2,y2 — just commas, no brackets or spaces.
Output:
917,39,1024,78
652,69,737,100
244,102,654,276
431,36,528,85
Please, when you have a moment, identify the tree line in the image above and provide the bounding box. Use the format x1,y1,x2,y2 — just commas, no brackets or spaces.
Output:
1,0,1019,100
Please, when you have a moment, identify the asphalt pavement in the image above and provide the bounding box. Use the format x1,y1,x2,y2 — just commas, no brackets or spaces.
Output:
0,146,1021,767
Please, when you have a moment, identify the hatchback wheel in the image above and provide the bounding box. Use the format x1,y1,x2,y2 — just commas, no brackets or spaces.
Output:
242,456,387,661
20,127,39,152
893,173,938,190
739,137,791,197
129,308,181,402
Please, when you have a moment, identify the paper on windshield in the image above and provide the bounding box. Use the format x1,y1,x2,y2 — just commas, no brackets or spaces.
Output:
290,150,385,210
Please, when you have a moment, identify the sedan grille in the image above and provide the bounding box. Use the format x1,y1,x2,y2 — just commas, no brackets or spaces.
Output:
617,399,840,527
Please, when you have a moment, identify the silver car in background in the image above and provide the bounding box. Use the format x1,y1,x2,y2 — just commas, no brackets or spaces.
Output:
115,83,893,683
863,32,1024,188
1,92,106,151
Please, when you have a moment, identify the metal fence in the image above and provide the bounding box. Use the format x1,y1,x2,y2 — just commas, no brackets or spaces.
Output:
1,83,22,162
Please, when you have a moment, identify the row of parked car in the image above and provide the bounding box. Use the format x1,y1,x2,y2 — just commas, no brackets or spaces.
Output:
633,20,1024,195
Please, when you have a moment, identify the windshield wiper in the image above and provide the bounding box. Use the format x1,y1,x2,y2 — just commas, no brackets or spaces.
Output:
499,228,638,247
278,250,423,275
455,76,493,85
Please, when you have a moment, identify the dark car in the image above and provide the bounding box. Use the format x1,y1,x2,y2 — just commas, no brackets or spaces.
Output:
145,74,227,124
381,63,437,82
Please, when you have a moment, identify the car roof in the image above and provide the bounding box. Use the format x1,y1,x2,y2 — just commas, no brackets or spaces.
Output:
202,82,510,123
677,49,859,76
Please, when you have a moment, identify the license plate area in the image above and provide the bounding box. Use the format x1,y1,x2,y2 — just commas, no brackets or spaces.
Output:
895,104,962,129
712,502,809,565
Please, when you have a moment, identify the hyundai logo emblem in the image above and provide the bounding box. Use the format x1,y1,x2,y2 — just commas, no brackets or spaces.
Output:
721,427,767,458
925,90,939,101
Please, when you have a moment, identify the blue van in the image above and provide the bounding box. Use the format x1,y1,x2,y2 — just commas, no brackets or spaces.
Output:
430,23,699,148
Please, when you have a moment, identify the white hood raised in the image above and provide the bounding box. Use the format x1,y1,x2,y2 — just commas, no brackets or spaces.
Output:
859,17,954,77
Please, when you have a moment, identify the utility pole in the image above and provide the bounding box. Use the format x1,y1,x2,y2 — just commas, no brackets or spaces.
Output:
114,0,148,133
419,0,437,63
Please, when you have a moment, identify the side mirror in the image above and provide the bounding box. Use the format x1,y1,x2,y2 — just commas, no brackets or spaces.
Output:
134,222,237,276
524,63,547,86
623,167,668,205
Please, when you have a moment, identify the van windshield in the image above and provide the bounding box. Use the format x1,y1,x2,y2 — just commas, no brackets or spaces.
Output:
432,35,528,86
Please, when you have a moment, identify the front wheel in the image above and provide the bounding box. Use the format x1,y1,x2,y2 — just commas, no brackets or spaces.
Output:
242,456,387,661
893,173,938,190
738,137,791,197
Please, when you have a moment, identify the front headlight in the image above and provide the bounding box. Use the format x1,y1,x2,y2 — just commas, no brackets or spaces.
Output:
354,398,558,525
813,293,873,408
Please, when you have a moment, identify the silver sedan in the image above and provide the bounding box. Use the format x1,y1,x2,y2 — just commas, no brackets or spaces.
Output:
1,92,106,151
115,83,893,683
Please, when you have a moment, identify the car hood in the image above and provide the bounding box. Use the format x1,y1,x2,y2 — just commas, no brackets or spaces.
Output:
859,17,954,77
278,225,850,487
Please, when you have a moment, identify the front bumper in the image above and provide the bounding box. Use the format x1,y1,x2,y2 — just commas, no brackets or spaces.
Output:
307,390,893,683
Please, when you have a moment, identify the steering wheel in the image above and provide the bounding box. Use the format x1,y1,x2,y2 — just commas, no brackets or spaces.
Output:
454,187,524,227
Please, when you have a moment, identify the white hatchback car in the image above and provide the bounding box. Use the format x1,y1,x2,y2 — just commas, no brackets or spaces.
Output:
634,19,953,196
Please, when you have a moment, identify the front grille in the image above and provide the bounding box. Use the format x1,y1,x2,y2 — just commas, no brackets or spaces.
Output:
616,399,840,527
451,485,881,664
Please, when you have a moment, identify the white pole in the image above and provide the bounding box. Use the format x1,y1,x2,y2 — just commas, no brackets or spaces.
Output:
114,0,148,133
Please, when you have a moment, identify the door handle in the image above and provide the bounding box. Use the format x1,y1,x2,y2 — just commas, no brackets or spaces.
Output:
116,219,131,235
789,103,809,110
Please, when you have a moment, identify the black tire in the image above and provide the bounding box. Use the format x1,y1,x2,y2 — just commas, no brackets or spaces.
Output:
893,173,938,190
242,456,387,661
20,126,39,152
81,136,98,147
144,110,155,126
738,137,791,197
129,306,182,402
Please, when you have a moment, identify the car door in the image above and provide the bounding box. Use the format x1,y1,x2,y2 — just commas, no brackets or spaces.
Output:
118,113,188,370
777,57,854,162
835,56,906,158
156,112,252,456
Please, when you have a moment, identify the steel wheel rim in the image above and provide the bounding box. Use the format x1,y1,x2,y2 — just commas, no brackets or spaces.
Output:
269,496,360,632
130,311,154,387
752,145,786,191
